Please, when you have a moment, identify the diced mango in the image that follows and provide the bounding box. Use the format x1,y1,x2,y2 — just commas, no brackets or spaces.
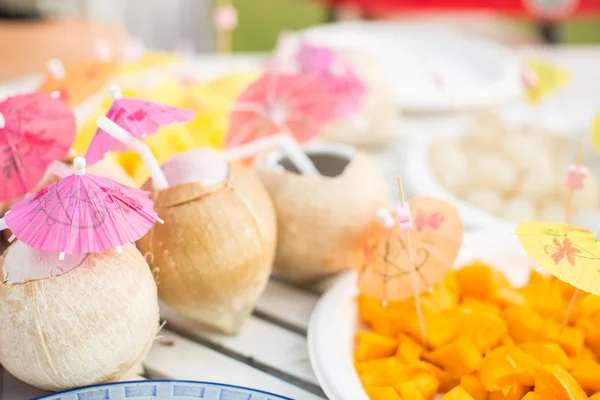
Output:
450,309,507,354
394,381,425,400
590,394,600,400
487,385,529,400
406,362,455,394
491,288,527,308
521,392,541,400
520,272,566,316
477,346,540,391
358,295,384,324
500,336,515,346
364,386,402,400
396,333,424,364
571,293,600,321
359,361,408,387
543,320,585,357
455,262,509,299
424,338,483,377
578,345,599,362
577,313,600,358
460,297,501,315
534,364,587,400
374,311,456,349
439,386,476,400
518,341,570,369
570,359,600,394
411,372,440,400
503,306,544,343
355,331,399,362
460,374,488,400
356,357,402,375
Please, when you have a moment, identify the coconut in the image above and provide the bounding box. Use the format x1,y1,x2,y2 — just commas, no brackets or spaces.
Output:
136,149,277,335
320,48,399,147
0,242,159,391
254,143,390,283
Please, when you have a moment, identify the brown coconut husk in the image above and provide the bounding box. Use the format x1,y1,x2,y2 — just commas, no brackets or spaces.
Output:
0,244,159,391
137,163,277,335
255,148,389,283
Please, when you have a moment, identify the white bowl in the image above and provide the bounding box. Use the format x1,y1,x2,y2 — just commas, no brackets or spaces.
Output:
300,21,522,113
307,233,532,400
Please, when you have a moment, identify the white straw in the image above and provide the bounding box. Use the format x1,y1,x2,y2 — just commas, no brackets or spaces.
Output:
224,133,320,176
0,219,6,231
96,116,169,190
47,161,72,178
376,208,395,230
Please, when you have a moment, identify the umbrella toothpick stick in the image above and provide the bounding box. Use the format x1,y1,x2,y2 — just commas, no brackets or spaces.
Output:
214,0,237,55
561,140,587,329
397,176,426,345
224,133,320,176
96,116,169,190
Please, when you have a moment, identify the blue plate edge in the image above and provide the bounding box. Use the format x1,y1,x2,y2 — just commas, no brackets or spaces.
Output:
30,379,294,400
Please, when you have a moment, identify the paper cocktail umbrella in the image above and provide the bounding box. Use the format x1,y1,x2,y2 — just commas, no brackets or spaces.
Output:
295,43,366,117
226,72,338,175
0,157,163,260
359,177,464,343
0,92,76,202
517,222,600,296
88,85,195,189
38,58,117,107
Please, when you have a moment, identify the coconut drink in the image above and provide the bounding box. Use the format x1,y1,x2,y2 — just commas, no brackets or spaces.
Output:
136,149,277,334
0,157,163,391
0,243,158,391
255,143,389,283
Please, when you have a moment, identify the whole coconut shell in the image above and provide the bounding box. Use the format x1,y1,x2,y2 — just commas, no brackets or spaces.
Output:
137,163,276,335
255,147,389,283
0,243,159,391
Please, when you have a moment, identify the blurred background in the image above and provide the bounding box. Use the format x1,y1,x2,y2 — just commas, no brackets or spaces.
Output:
2,0,600,82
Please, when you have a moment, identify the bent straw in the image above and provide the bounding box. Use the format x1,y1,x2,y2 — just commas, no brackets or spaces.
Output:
397,176,426,345
224,133,321,176
96,116,169,190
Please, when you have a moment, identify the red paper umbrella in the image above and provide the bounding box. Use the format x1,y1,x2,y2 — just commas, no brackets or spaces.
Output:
227,73,338,148
0,92,76,202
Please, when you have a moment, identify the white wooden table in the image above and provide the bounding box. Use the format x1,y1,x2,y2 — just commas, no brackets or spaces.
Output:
3,46,600,400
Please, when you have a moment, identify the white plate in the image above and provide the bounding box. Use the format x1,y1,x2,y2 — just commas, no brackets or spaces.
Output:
399,128,600,232
300,21,522,112
307,233,532,400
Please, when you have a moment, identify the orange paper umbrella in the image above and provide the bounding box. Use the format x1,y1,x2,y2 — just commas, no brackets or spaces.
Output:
38,58,116,107
358,195,464,302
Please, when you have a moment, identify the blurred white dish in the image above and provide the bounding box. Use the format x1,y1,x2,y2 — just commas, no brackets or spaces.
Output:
307,233,531,400
300,21,522,112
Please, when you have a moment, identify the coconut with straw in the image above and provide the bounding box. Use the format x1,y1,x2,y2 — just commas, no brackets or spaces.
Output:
226,71,390,283
96,106,321,333
0,157,161,391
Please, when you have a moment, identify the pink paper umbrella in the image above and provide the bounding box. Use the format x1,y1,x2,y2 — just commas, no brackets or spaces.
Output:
0,92,76,202
296,43,367,116
227,72,338,148
1,157,163,259
86,85,195,164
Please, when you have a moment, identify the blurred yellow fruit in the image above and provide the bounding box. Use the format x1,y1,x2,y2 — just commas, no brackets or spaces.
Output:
592,115,600,153
117,51,179,76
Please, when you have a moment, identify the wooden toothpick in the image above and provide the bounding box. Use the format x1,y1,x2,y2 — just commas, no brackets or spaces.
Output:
397,176,426,345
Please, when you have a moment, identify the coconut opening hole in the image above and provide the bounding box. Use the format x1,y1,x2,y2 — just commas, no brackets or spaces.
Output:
278,152,352,177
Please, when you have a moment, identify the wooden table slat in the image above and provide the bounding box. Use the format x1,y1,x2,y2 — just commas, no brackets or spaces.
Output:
255,280,319,332
161,305,319,387
144,331,324,400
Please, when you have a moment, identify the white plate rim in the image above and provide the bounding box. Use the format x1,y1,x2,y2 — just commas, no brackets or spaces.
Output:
299,21,523,112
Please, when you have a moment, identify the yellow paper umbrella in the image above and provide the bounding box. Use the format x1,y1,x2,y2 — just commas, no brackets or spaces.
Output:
516,221,600,296
523,58,570,104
